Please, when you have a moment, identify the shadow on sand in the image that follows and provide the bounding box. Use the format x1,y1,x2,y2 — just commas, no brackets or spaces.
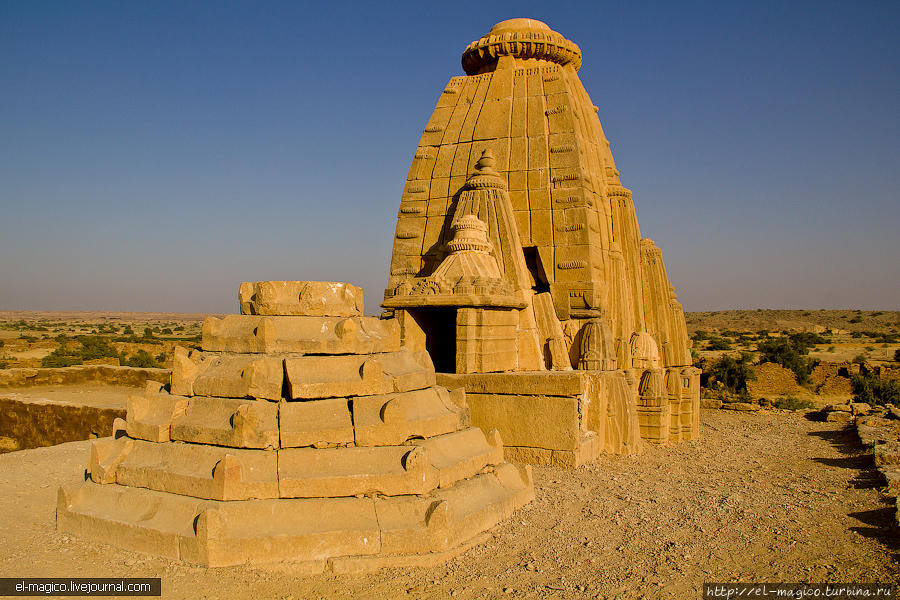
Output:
808,424,900,556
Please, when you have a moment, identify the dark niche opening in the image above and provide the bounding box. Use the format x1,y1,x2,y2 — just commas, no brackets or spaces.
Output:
408,307,457,373
523,246,550,294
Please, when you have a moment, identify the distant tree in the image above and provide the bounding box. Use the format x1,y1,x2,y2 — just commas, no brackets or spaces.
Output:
123,350,160,368
709,353,755,395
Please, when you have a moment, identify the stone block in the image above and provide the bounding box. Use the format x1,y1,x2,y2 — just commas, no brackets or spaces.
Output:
88,436,134,484
169,396,278,449
826,411,852,423
186,496,380,567
57,482,205,561
881,466,900,494
126,384,189,443
851,402,873,416
284,350,434,400
465,392,581,451
412,427,504,488
279,397,354,448
58,482,381,567
436,371,588,397
353,387,464,446
376,464,532,555
700,398,724,409
171,350,283,401
874,441,900,467
115,440,278,501
502,434,600,468
201,315,400,355
284,355,392,399
722,402,760,412
857,423,891,447
239,281,363,317
278,446,438,498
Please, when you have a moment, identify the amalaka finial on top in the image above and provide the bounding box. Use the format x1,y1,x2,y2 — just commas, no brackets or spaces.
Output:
489,18,551,34
461,17,582,75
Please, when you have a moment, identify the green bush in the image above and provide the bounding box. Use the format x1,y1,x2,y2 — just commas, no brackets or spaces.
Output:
851,373,900,406
76,336,118,361
123,350,160,368
41,353,81,368
788,332,828,352
852,354,867,364
706,338,732,351
40,335,119,368
709,353,755,395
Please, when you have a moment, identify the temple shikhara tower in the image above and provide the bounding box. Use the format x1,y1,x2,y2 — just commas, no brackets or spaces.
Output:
384,18,699,464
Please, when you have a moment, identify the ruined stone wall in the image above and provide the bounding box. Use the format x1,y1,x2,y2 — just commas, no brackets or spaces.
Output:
0,366,170,389
0,398,123,454
746,363,807,398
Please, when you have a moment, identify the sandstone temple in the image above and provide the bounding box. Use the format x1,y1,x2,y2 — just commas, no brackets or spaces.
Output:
56,18,698,570
383,18,699,465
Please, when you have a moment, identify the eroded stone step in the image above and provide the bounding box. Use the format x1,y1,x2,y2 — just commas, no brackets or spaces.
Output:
97,439,279,501
58,463,531,568
352,387,464,446
172,350,283,400
169,396,278,449
201,314,400,355
284,350,434,400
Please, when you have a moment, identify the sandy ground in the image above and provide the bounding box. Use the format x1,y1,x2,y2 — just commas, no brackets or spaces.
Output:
0,410,897,599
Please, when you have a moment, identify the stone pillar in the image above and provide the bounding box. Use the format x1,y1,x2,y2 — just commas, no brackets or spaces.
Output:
637,369,669,444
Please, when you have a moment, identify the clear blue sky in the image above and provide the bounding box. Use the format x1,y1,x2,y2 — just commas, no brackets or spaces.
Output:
1,0,898,313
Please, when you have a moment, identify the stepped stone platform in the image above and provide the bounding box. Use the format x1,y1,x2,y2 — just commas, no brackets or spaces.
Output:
57,281,533,571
